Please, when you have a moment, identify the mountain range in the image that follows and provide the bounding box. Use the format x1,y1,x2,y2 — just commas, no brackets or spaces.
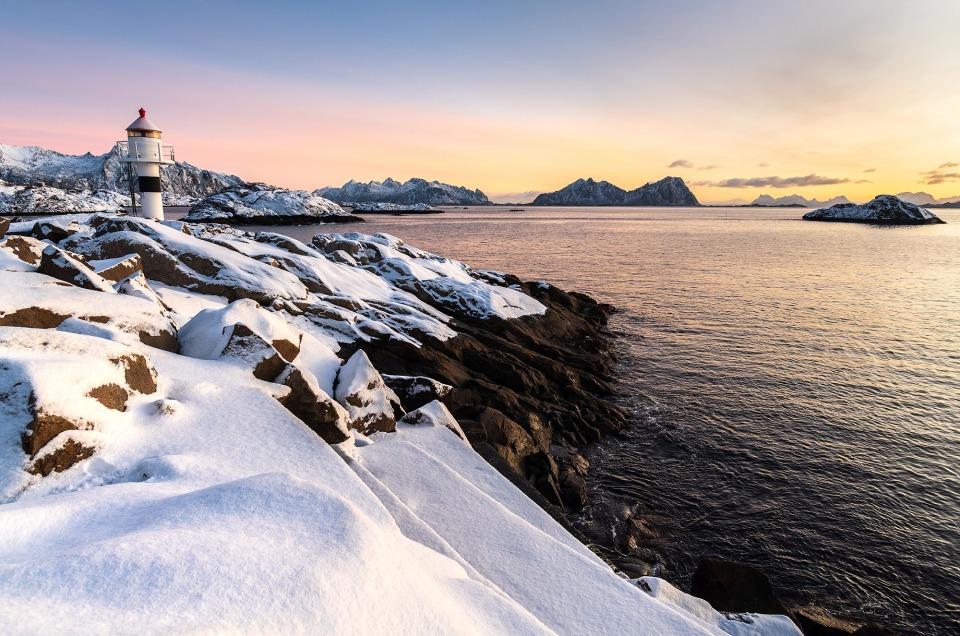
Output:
0,143,243,199
750,192,960,207
317,178,491,206
531,176,699,206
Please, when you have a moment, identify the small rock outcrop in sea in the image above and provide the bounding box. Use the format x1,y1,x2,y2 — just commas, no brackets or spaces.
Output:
318,177,491,206
802,194,945,225
532,176,700,206
347,201,444,214
183,184,362,225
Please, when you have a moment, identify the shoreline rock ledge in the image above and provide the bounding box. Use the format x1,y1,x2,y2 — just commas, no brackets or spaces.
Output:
802,194,945,225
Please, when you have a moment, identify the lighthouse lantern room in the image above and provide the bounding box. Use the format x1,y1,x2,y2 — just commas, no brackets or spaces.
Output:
117,108,175,221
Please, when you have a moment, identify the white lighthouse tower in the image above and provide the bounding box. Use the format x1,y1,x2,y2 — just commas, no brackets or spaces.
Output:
118,108,175,221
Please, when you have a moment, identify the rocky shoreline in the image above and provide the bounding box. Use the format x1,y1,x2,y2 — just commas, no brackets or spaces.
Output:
357,264,898,635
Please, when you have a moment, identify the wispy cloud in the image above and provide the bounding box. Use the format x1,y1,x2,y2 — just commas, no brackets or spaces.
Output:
698,164,719,170
758,162,770,168
863,168,876,173
691,174,853,188
938,161,958,169
669,159,694,169
921,168,960,185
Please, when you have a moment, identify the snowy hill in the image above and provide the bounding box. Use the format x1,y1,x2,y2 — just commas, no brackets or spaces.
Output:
532,176,699,206
0,213,801,635
803,194,945,224
184,183,361,225
0,142,243,200
317,177,491,206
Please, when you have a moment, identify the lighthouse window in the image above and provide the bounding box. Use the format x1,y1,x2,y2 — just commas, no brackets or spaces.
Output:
128,130,161,139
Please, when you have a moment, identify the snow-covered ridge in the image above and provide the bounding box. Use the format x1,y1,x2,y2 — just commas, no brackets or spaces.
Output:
0,142,243,199
0,212,800,634
318,177,491,206
347,201,444,214
532,176,700,206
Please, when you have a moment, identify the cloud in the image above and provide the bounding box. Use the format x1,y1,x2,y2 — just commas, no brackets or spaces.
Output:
669,159,694,168
921,170,960,185
863,168,876,173
698,164,719,170
691,174,852,188
758,162,770,167
938,161,958,169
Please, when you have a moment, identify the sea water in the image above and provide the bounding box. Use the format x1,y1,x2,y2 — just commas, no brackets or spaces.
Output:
225,206,960,634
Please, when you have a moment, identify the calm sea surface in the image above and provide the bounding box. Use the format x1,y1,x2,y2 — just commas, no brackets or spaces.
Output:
221,206,960,634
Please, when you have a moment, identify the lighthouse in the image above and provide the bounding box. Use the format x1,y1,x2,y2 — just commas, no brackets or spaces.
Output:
118,108,175,221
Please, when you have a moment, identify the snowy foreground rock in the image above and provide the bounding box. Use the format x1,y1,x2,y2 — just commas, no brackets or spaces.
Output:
802,194,945,225
0,213,801,634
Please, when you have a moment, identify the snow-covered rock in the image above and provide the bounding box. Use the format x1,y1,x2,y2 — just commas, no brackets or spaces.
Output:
318,177,491,206
802,194,945,225
334,349,403,434
184,184,361,225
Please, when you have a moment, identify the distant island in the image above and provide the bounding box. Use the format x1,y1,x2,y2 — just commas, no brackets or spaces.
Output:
317,178,491,206
531,176,699,206
748,194,852,208
803,194,945,225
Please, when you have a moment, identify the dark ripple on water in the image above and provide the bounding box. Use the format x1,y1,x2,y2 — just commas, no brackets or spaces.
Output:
244,207,960,635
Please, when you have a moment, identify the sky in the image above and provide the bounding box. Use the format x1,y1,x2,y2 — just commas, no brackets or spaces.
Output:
2,0,959,204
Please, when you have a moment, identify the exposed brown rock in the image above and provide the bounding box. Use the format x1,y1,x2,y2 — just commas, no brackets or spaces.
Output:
0,306,68,329
31,220,80,243
38,245,114,292
277,364,349,444
94,254,143,282
221,324,287,381
87,383,129,411
29,438,95,476
2,235,47,265
110,353,158,395
0,217,9,239
383,374,453,412
21,408,81,457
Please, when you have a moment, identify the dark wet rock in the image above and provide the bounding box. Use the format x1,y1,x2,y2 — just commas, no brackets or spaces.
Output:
852,623,899,635
31,219,81,243
276,364,350,444
383,374,453,412
691,557,795,621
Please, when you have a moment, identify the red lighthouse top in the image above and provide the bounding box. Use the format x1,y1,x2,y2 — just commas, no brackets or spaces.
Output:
126,107,161,135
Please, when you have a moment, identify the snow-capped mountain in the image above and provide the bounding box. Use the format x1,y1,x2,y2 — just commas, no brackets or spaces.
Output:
752,194,852,207
532,176,699,206
317,178,491,206
803,194,944,224
0,143,243,199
